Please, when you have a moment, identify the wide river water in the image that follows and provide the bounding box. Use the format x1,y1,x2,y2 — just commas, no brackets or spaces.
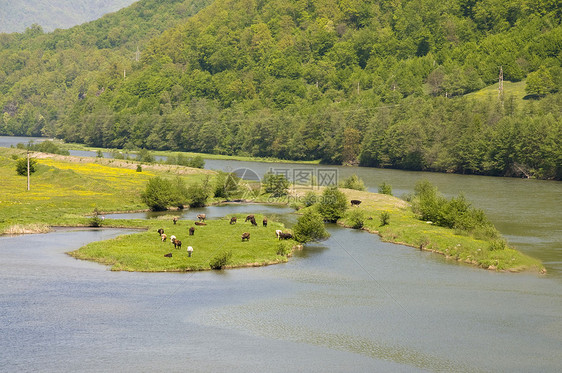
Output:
1,136,561,372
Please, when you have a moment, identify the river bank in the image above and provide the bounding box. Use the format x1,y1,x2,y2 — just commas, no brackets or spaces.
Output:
0,147,545,273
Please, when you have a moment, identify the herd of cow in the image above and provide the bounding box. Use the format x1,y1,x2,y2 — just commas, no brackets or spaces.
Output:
158,213,293,258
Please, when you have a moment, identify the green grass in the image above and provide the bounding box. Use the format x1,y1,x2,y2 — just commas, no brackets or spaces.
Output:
60,142,321,165
465,80,528,103
0,147,212,232
68,214,296,271
296,187,544,273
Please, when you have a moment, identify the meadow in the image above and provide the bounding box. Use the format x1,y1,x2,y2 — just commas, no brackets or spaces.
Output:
0,147,544,273
69,214,294,271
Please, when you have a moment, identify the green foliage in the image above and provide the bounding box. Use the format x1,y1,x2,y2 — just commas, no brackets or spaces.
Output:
90,208,103,227
96,150,104,158
412,180,497,237
166,154,205,168
15,157,37,176
347,209,366,229
340,174,366,191
276,241,293,257
302,191,318,207
209,251,232,270
141,176,186,211
293,209,330,243
378,182,393,195
380,211,390,227
0,0,560,180
186,178,210,207
137,148,155,163
18,141,69,156
213,171,240,198
317,187,348,223
263,172,290,197
136,164,142,172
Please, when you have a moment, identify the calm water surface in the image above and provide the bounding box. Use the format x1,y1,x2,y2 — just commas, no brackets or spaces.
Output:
1,136,561,371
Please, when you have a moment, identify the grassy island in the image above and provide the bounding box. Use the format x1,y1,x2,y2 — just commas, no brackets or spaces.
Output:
68,214,296,272
0,147,545,273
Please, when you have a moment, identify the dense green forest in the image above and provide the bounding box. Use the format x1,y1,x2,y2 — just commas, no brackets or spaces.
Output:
1,0,561,179
0,0,137,33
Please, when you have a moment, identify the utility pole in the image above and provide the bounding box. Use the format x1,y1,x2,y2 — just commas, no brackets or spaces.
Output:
498,66,504,105
27,150,30,191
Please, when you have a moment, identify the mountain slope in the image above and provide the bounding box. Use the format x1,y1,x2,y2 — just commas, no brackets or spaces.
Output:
1,0,561,179
0,0,137,33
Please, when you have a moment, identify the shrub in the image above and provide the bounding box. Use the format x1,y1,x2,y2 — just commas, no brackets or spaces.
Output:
488,239,507,251
277,241,293,256
187,178,210,207
380,211,390,226
340,174,366,191
141,177,176,211
90,208,103,227
136,165,142,172
214,171,240,198
137,148,155,163
317,186,348,222
96,150,104,158
378,182,393,195
302,191,318,207
347,209,365,229
15,157,37,176
293,209,330,243
263,172,290,197
209,251,232,269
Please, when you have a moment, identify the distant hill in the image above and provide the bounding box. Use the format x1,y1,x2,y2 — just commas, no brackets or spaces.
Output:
0,0,138,33
0,0,560,179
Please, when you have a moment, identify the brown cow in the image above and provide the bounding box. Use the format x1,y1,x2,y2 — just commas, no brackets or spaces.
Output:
250,217,257,226
164,253,173,257
279,232,293,240
189,227,195,235
197,213,206,222
245,214,254,222
262,217,268,227
194,221,206,226
173,217,178,225
161,233,167,242
157,228,164,236
230,217,237,224
241,232,250,241
350,200,362,206
172,238,182,250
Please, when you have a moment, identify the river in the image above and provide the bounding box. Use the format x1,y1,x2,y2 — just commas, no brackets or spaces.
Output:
1,136,561,372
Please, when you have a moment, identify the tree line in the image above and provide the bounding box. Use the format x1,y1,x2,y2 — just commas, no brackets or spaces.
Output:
1,0,560,179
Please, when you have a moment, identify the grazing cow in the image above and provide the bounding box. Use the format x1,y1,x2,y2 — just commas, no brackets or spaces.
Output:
172,238,182,250
173,217,178,225
170,235,176,243
250,217,257,226
241,232,250,241
279,232,293,240
189,227,195,235
245,214,254,222
275,230,283,239
164,253,173,257
187,246,193,257
197,213,206,222
230,217,237,225
161,233,167,242
194,221,206,226
262,217,268,227
350,199,362,206
157,228,164,236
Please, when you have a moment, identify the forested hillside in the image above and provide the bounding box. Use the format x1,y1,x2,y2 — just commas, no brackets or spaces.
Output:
1,0,561,179
0,0,137,33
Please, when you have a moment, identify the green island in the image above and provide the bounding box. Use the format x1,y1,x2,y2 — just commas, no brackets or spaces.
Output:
0,147,545,273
